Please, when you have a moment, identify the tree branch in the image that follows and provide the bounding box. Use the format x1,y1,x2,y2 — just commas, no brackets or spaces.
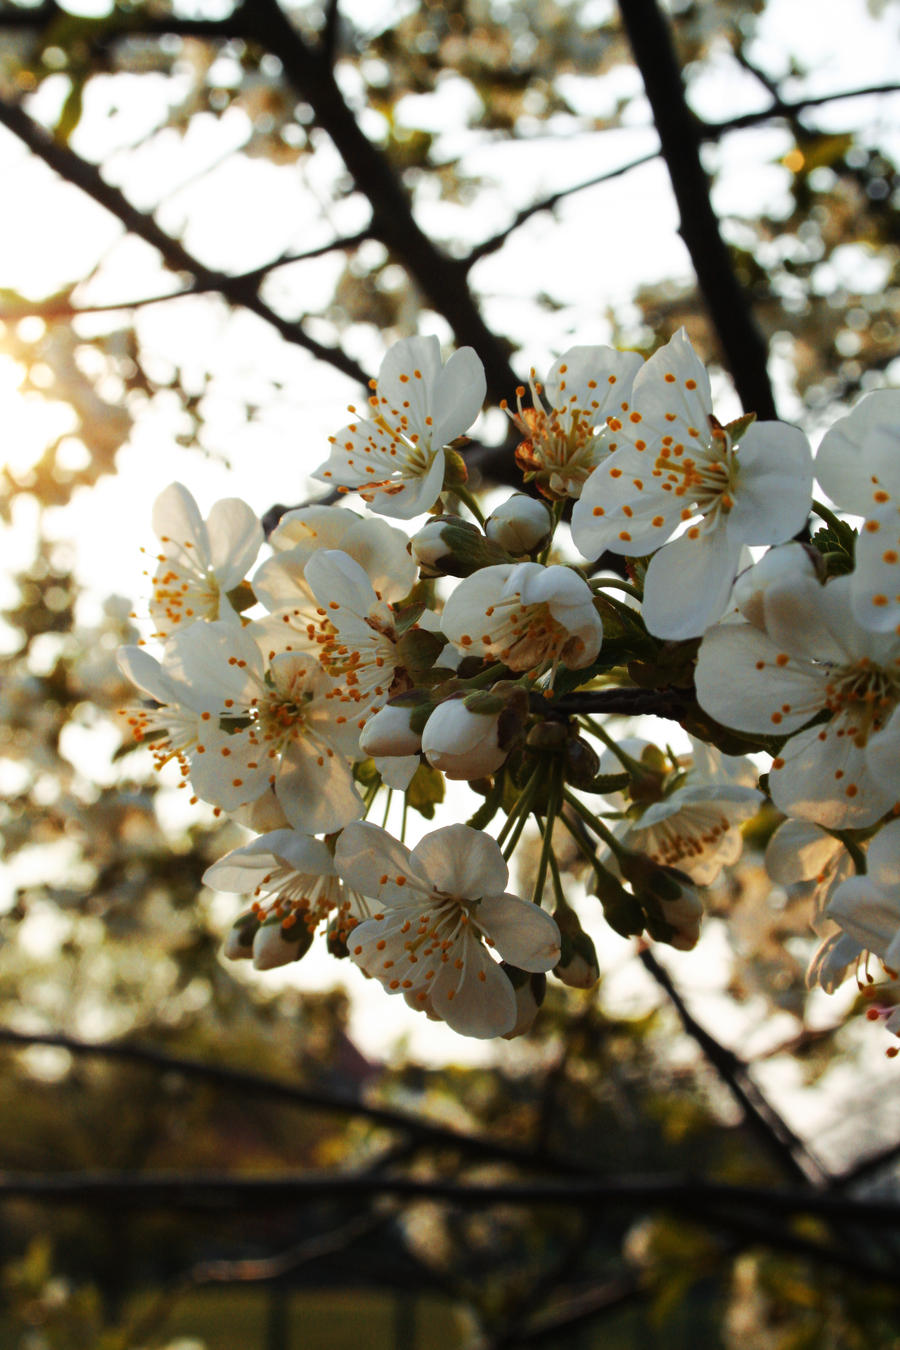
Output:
638,947,832,1187
0,95,372,388
618,0,777,418
4,1169,900,1282
0,1026,589,1177
241,0,521,406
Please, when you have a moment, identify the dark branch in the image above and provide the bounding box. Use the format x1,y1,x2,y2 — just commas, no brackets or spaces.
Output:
4,1169,900,1281
0,1026,589,1177
0,96,371,388
618,0,777,418
0,229,373,323
242,0,521,407
639,947,832,1187
463,151,659,269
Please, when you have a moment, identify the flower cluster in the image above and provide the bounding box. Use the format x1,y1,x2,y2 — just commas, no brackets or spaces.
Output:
117,331,900,1045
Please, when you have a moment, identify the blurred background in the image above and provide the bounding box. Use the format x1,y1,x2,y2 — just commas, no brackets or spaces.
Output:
0,0,900,1344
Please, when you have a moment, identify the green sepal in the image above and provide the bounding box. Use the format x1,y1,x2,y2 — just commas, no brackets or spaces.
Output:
226,580,257,614
406,761,445,819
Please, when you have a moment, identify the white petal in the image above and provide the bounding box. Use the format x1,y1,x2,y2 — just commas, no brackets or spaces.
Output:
770,721,895,829
695,621,828,735
850,502,900,633
727,422,813,545
152,482,209,565
429,933,516,1038
205,497,263,587
335,821,429,901
476,894,561,971
411,824,509,900
430,346,486,447
642,528,740,639
815,389,900,512
764,819,839,885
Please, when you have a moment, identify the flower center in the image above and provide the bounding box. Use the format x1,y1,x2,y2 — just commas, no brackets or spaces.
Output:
824,657,900,747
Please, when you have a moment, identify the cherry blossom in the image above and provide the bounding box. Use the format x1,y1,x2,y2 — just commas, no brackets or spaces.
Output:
334,822,560,1038
251,507,416,659
501,345,643,499
618,738,762,886
815,389,900,634
441,562,603,677
148,482,262,639
137,619,364,834
695,560,900,828
313,336,486,519
204,829,368,970
571,329,813,639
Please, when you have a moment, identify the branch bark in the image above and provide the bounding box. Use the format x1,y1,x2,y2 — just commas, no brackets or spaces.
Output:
618,0,777,418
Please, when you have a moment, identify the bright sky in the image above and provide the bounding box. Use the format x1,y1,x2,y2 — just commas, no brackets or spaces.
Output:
1,0,900,1104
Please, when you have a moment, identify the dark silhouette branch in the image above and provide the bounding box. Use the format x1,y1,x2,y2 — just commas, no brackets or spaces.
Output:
0,1026,589,1177
0,96,372,388
618,0,777,418
241,0,521,407
3,1169,900,1282
0,228,373,323
638,947,832,1187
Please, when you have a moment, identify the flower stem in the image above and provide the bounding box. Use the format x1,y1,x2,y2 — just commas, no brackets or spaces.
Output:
531,764,562,906
811,499,844,533
590,577,642,601
452,484,486,528
497,764,541,849
562,788,627,862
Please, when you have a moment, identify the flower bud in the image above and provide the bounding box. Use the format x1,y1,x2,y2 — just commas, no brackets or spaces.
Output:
553,906,600,988
223,910,259,962
591,867,645,938
485,494,553,554
359,701,424,759
252,915,315,970
564,735,600,788
422,697,509,780
644,882,704,951
500,963,546,1038
411,516,512,578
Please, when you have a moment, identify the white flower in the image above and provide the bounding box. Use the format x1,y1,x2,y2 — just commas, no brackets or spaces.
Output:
204,828,368,968
334,822,561,1038
117,640,242,782
621,738,762,886
501,346,643,499
815,389,900,634
695,560,900,828
441,562,603,677
824,818,900,973
484,494,553,554
303,549,407,711
148,482,262,639
153,620,364,834
571,329,814,639
765,818,853,919
312,336,486,519
421,698,509,781
251,507,416,659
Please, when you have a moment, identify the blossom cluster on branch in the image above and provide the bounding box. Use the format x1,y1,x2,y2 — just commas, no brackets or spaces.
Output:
117,332,900,1043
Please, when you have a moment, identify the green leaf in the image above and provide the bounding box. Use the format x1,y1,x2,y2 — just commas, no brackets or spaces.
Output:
405,761,445,819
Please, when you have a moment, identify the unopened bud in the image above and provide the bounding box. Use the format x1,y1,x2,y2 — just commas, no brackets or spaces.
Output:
422,696,509,780
485,494,553,554
252,916,315,970
360,700,426,758
553,906,600,988
223,910,259,961
410,517,512,578
618,851,691,904
500,963,546,1038
591,867,645,938
564,735,600,788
